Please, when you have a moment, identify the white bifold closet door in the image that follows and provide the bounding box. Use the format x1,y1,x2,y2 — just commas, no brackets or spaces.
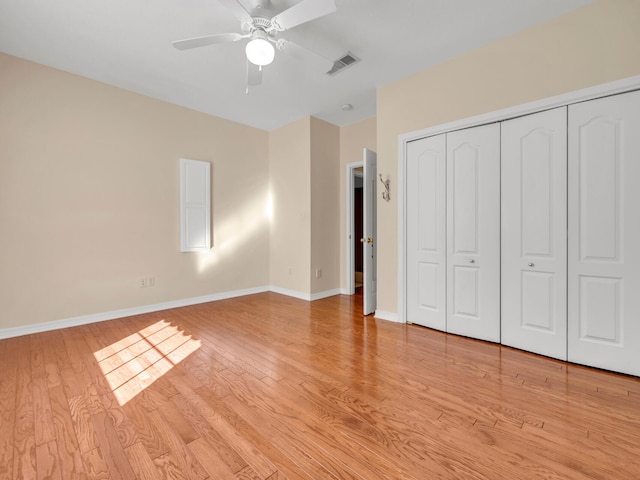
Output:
406,125,500,340
501,107,568,360
406,134,447,331
446,124,501,342
568,90,640,377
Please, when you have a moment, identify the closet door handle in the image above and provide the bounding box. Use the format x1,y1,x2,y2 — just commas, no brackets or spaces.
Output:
528,262,535,267
469,259,475,264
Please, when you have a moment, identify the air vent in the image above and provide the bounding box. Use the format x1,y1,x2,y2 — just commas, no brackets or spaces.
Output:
326,52,360,76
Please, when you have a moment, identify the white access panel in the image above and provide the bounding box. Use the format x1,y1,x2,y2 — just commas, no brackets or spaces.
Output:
446,124,501,342
180,158,211,252
568,90,640,377
406,134,447,331
501,107,568,360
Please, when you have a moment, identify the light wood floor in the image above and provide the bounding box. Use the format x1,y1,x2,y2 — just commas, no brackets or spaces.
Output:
1,291,639,479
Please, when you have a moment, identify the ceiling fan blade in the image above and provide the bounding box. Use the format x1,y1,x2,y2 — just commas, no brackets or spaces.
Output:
278,39,334,72
271,0,336,31
172,33,244,51
217,0,252,20
247,61,263,87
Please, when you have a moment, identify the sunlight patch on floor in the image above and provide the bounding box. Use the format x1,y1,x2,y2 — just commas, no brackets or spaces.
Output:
93,319,200,405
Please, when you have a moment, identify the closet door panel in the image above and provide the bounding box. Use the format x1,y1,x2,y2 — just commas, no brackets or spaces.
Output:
446,124,500,342
521,272,555,331
407,134,447,331
501,107,567,360
568,90,640,376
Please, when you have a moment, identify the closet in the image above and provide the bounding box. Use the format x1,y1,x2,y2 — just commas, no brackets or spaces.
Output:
404,88,640,377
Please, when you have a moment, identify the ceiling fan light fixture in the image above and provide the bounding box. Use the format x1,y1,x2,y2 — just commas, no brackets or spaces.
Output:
246,37,275,66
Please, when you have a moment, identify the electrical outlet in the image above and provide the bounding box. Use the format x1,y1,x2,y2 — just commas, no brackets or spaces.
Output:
140,277,147,288
147,276,155,287
315,268,322,278
288,267,292,275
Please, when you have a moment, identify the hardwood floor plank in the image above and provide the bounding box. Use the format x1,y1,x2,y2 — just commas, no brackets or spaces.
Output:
123,442,160,480
132,380,179,413
484,420,624,479
147,409,209,480
265,472,288,480
2,291,639,479
35,440,62,480
12,437,37,480
270,377,477,480
167,390,248,474
121,400,169,460
39,330,64,391
31,372,56,447
224,387,407,480
91,411,135,480
30,334,57,447
13,335,37,479
219,372,417,480
152,453,201,480
49,384,87,479
195,386,317,480
0,337,17,479
177,357,231,398
235,465,263,480
81,446,110,480
188,310,284,381
169,374,278,479
187,436,238,480
67,391,100,454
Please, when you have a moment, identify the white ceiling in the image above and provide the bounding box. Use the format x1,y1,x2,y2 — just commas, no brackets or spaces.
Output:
0,0,592,131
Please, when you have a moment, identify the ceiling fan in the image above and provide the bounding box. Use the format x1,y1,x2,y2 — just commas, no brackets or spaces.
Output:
172,0,337,91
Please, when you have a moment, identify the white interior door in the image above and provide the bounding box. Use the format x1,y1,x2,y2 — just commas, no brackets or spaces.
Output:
446,124,501,342
501,107,568,360
363,148,377,315
406,135,446,330
568,90,640,376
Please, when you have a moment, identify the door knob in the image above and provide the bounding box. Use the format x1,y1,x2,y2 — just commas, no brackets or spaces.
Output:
469,259,475,264
528,262,535,267
360,238,365,243
367,237,374,244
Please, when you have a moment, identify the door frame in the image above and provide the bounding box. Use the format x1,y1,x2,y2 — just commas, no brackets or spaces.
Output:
397,75,640,324
345,161,363,295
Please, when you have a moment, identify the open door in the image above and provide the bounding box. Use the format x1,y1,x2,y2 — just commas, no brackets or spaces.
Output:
363,148,377,315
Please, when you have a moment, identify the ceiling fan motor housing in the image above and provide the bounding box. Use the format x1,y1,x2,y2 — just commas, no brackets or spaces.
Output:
242,17,278,37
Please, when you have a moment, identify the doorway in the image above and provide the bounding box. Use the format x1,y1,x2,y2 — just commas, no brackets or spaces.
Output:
346,161,363,295
354,169,364,289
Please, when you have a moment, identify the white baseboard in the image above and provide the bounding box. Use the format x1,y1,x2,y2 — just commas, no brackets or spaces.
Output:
0,285,349,340
0,285,270,340
268,286,310,301
375,310,401,323
268,286,342,302
309,288,342,301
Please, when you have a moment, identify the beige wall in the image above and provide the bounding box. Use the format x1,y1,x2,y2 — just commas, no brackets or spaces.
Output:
269,116,342,297
0,53,270,331
310,117,340,294
376,0,640,315
338,117,377,291
0,52,346,333
268,117,311,293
